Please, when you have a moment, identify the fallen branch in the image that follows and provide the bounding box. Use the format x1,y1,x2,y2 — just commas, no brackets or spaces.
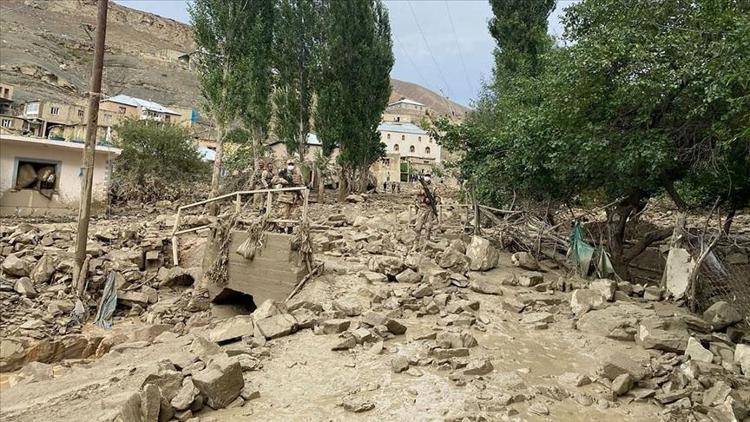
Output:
285,262,324,303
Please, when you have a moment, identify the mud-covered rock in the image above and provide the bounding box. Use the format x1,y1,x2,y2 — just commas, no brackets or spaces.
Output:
192,356,244,409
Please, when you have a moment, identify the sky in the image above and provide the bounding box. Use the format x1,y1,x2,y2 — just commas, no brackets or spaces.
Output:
115,0,577,107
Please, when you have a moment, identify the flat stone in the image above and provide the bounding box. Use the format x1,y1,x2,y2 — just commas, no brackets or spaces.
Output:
362,311,387,327
598,352,649,381
703,380,732,407
320,319,351,334
463,358,494,376
395,268,422,283
558,372,591,387
2,254,31,277
384,319,407,335
333,296,364,317
520,312,553,325
14,278,37,298
171,377,199,411
517,272,544,287
685,337,714,363
502,298,526,313
208,316,254,344
255,313,297,339
511,252,539,270
361,271,387,283
611,374,633,396
469,279,502,295
342,397,375,413
411,283,433,298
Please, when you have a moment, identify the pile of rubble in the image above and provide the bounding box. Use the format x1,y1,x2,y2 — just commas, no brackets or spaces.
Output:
0,220,181,371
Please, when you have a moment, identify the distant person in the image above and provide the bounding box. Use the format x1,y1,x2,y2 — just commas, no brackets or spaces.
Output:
412,173,440,252
273,160,302,233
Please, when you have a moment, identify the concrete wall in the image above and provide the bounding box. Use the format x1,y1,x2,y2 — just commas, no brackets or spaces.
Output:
0,139,114,215
379,129,441,163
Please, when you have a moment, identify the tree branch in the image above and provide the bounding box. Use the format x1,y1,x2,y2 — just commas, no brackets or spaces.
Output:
623,227,674,263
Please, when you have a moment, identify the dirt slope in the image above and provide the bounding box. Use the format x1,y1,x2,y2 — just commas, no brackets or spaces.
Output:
0,0,468,115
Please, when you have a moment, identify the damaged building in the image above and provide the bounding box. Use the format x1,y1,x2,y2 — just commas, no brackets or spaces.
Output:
0,133,121,216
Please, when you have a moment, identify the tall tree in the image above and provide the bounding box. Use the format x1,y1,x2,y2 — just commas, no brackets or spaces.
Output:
316,0,393,199
273,0,321,163
239,0,275,162
190,0,256,213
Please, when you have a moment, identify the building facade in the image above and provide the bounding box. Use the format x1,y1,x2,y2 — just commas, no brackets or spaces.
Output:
0,134,121,216
374,122,441,185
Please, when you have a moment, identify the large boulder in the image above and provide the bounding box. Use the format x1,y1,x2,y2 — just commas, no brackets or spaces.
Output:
437,247,470,274
367,256,405,277
208,316,254,344
192,356,244,409
30,254,55,284
735,344,750,376
703,301,742,330
636,317,689,353
570,289,606,315
597,351,649,381
589,279,616,302
2,254,31,277
685,337,714,363
576,303,649,341
511,252,539,271
255,313,297,339
465,236,499,271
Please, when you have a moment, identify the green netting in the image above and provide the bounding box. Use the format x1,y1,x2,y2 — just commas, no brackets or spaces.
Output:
569,221,595,276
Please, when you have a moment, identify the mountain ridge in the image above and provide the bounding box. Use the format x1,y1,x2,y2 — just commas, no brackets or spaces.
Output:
0,0,467,118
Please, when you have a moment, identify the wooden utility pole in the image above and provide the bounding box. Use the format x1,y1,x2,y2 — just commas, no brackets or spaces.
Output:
74,0,109,297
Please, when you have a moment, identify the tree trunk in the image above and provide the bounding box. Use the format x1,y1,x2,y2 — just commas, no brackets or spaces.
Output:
337,166,349,202
606,196,639,279
723,205,736,234
208,125,225,216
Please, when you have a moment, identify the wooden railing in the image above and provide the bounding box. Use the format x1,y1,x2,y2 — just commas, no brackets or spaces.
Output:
170,186,309,266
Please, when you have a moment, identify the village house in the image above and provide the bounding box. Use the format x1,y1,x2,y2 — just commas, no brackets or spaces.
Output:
0,83,15,115
373,121,441,185
382,98,429,124
0,133,121,216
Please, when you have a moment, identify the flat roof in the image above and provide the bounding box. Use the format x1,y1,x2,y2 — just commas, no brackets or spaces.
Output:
389,98,425,107
0,134,122,154
103,94,180,116
377,122,428,135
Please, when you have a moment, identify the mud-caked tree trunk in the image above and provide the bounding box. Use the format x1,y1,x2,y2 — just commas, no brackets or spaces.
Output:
605,193,644,279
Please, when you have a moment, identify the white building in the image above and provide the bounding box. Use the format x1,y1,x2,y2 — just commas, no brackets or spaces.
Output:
0,134,121,216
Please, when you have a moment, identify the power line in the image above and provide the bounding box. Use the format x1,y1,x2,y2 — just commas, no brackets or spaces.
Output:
392,32,430,89
444,0,475,95
406,0,455,99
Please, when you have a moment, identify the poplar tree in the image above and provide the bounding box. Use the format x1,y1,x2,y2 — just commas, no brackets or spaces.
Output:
272,0,321,162
316,0,394,199
190,0,256,212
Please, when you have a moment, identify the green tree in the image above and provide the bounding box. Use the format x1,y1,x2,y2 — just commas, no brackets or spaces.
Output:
316,0,394,199
113,119,207,181
238,0,275,164
272,0,321,162
438,0,750,277
190,0,262,212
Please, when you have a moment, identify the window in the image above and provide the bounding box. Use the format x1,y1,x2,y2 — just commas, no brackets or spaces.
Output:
25,102,39,115
50,106,60,115
1,119,12,128
409,145,415,153
418,136,422,142
118,106,126,114
401,135,405,141
386,133,391,140
104,113,111,123
394,144,399,152
78,109,85,118
14,159,59,192
395,116,400,122
165,115,171,122
3,88,8,96
425,147,431,154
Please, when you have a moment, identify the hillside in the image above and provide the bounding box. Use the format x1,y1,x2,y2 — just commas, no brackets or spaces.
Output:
0,0,467,118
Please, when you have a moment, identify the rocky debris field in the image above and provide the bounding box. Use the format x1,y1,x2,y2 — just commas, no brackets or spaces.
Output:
1,196,749,422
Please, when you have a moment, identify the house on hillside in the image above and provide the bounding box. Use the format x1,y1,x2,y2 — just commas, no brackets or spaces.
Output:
382,98,430,124
374,122,441,185
0,83,15,115
0,133,121,216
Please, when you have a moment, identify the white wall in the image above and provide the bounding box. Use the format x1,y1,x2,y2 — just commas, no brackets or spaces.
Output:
379,130,441,163
0,140,113,211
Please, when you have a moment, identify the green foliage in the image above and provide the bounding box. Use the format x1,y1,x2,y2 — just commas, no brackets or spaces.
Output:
316,0,394,172
273,0,322,158
440,0,750,211
113,119,208,181
222,128,269,174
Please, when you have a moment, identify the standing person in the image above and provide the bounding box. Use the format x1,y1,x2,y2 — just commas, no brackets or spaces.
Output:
251,159,265,209
258,161,275,214
273,160,302,233
412,173,440,252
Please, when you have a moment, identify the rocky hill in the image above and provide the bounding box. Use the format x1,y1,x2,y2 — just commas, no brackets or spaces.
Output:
0,0,467,118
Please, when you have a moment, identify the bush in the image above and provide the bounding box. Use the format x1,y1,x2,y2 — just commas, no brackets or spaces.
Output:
110,119,210,204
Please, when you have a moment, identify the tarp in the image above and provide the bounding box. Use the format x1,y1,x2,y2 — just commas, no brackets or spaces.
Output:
94,272,118,329
569,221,595,276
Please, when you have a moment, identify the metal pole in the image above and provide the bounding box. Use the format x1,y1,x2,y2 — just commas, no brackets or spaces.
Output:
74,0,108,294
